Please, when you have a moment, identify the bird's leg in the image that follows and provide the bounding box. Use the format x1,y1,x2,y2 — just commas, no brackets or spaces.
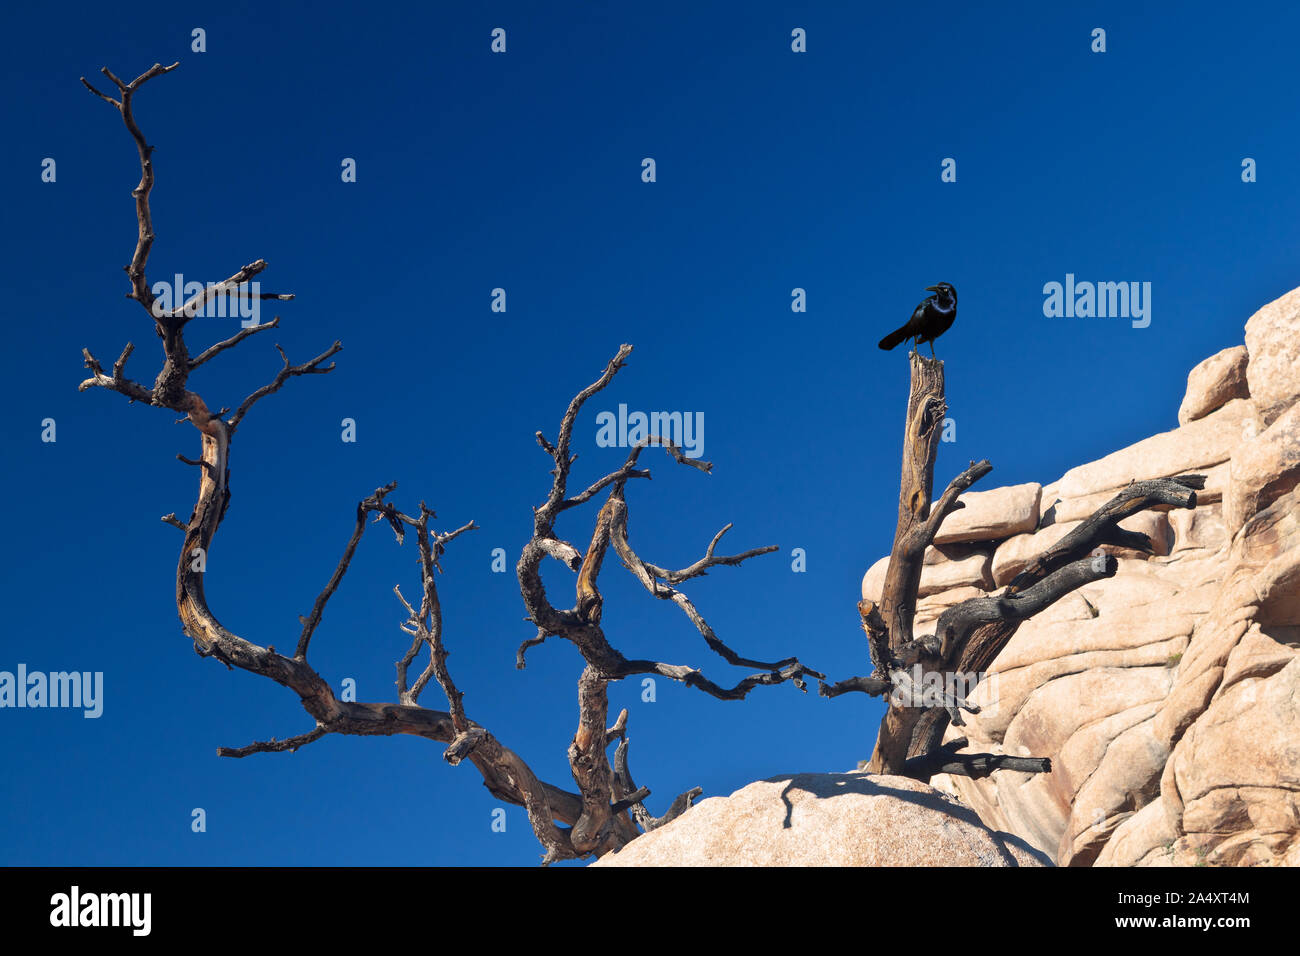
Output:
928,339,936,358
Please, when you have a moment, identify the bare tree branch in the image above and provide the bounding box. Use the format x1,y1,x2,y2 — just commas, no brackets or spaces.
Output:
825,345,1204,782
509,345,827,855
81,65,826,865
536,537,583,570
81,60,178,314
934,554,1118,659
1006,475,1203,593
217,724,327,758
296,482,399,660
537,344,633,523
516,627,550,669
78,345,153,403
405,504,480,720
613,658,821,700
609,712,701,831
904,748,1051,779
160,513,188,532
607,494,799,671
164,260,268,325
228,341,342,431
79,63,588,866
817,674,892,699
189,317,281,369
638,522,779,586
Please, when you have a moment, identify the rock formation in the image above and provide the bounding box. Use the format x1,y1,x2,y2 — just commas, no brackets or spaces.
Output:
863,286,1300,867
591,772,1050,867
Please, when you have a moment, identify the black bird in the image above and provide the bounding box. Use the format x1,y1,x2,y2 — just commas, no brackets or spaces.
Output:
878,282,957,356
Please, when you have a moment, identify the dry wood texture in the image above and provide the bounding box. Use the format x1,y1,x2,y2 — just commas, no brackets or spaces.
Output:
78,63,821,865
823,351,1202,779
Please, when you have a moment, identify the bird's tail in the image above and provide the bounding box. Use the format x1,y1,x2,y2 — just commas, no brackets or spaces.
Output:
878,326,910,351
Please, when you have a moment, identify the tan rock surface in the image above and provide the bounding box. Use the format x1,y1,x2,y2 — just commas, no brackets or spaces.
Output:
1039,481,1060,521
1224,400,1300,534
861,555,889,603
915,586,988,631
916,553,993,596
1244,285,1300,424
991,513,1172,586
932,482,1041,545
862,551,994,602
1168,503,1226,554
1049,460,1231,523
933,485,1300,867
1056,399,1251,502
991,523,1075,586
1170,658,1300,865
1178,345,1249,425
590,772,1050,867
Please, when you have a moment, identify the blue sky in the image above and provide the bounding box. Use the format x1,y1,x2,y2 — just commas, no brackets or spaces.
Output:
2,1,1296,866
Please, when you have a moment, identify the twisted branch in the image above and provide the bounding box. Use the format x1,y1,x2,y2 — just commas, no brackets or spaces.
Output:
79,61,587,867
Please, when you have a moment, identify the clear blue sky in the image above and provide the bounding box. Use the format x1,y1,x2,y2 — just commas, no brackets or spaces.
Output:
2,1,1296,866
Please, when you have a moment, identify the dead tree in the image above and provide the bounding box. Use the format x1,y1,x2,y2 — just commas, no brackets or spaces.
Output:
77,62,821,864
820,351,1204,780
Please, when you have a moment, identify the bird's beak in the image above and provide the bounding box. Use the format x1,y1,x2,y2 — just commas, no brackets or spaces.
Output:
925,285,940,293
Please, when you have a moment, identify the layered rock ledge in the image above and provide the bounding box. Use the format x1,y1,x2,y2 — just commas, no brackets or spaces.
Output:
860,285,1300,867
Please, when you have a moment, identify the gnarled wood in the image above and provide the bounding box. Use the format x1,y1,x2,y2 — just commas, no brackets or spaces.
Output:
880,353,947,657
834,342,1204,781
79,61,820,866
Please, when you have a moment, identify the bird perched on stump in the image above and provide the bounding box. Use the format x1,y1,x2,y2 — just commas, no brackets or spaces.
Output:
878,282,957,356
